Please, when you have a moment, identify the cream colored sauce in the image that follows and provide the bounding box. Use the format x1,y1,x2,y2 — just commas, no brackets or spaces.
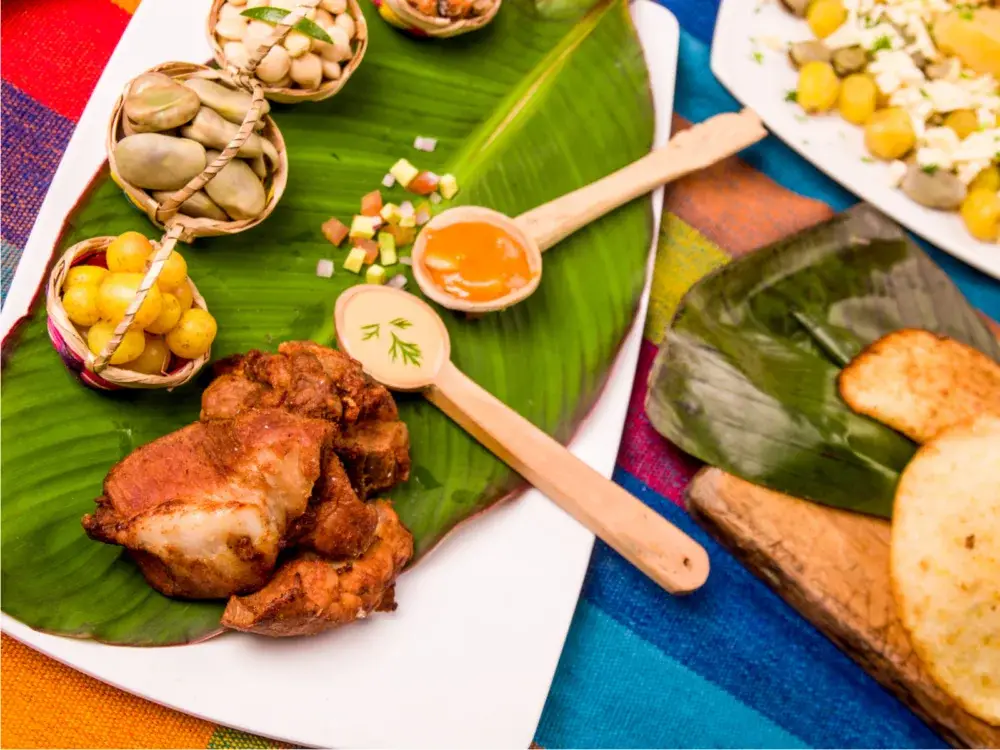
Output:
340,287,448,389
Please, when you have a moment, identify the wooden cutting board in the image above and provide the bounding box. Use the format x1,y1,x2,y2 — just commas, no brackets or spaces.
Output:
686,468,1000,749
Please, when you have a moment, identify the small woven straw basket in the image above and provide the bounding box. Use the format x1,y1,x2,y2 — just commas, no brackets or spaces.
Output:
46,230,210,390
107,61,288,243
374,0,500,37
207,0,369,104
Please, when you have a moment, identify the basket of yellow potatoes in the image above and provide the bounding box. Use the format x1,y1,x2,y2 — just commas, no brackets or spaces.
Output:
46,228,218,390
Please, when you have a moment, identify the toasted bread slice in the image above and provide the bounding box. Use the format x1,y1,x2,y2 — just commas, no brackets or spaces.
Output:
838,329,1000,444
890,413,1000,726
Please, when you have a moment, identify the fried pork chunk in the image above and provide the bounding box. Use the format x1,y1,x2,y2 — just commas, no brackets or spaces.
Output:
288,452,378,559
83,409,333,599
222,501,413,637
201,341,398,425
201,341,411,497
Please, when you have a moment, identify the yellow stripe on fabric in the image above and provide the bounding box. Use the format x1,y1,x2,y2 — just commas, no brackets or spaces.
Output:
644,212,730,346
108,0,142,13
0,634,217,749
207,726,294,748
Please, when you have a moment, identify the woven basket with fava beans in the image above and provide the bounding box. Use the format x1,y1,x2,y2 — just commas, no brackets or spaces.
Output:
46,229,217,390
108,61,288,242
208,0,368,103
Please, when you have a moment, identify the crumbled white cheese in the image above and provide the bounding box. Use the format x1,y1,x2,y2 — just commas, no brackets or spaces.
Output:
916,126,961,170
382,173,396,188
315,259,335,278
869,50,924,95
953,128,1000,183
887,159,908,186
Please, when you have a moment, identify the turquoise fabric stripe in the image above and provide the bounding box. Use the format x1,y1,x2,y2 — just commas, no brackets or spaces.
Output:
671,28,1000,320
537,601,808,749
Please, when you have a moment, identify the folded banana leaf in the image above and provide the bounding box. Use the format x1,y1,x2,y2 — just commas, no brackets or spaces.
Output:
646,205,1000,517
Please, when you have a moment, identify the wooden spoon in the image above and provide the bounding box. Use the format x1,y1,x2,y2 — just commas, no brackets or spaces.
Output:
335,284,710,594
411,108,767,314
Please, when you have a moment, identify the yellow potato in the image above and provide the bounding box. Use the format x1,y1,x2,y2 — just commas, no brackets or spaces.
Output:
87,321,146,364
165,309,218,359
124,334,171,375
106,231,154,274
166,281,194,311
960,189,1000,242
145,293,183,335
806,0,846,38
934,7,1000,76
864,107,915,160
156,250,188,289
62,284,101,327
65,265,109,289
943,110,979,140
97,272,163,329
797,61,840,113
838,74,877,125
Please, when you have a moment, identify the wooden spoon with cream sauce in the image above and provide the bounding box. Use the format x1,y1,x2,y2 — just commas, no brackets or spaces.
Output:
336,284,710,594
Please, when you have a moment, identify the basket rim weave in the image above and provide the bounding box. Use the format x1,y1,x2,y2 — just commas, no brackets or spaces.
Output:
106,62,288,243
207,0,369,104
381,0,501,37
46,236,211,389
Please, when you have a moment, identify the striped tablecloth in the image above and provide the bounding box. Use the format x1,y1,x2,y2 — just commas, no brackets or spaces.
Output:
2,0,998,747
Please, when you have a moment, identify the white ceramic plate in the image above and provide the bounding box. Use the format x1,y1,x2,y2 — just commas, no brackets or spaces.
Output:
0,2,678,747
711,0,1000,280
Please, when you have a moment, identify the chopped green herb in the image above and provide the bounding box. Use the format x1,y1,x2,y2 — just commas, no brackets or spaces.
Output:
389,332,422,367
751,51,764,65
870,35,892,52
795,113,809,123
861,156,875,163
785,90,799,102
361,323,380,340
389,317,412,329
919,87,930,99
920,164,939,175
955,3,975,20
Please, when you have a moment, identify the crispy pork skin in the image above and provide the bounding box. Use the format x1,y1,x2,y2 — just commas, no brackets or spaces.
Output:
222,501,413,637
83,409,333,599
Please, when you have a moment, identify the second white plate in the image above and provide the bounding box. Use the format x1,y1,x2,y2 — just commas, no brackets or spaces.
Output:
711,0,1000,280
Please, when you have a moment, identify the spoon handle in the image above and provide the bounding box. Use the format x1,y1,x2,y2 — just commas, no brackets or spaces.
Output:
427,360,710,594
514,109,766,252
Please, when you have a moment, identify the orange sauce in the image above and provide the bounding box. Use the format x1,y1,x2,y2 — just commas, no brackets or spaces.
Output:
421,221,533,303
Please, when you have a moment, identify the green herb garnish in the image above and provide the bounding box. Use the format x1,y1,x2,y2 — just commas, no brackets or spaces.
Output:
870,35,892,52
751,51,764,65
920,164,939,175
785,90,799,102
361,323,380,340
240,7,334,44
389,332,422,366
390,317,412,329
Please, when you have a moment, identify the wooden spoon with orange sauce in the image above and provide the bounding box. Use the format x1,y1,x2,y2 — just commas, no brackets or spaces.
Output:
412,109,767,314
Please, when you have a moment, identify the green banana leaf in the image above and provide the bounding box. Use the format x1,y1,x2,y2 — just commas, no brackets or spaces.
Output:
0,0,654,646
647,205,1000,517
